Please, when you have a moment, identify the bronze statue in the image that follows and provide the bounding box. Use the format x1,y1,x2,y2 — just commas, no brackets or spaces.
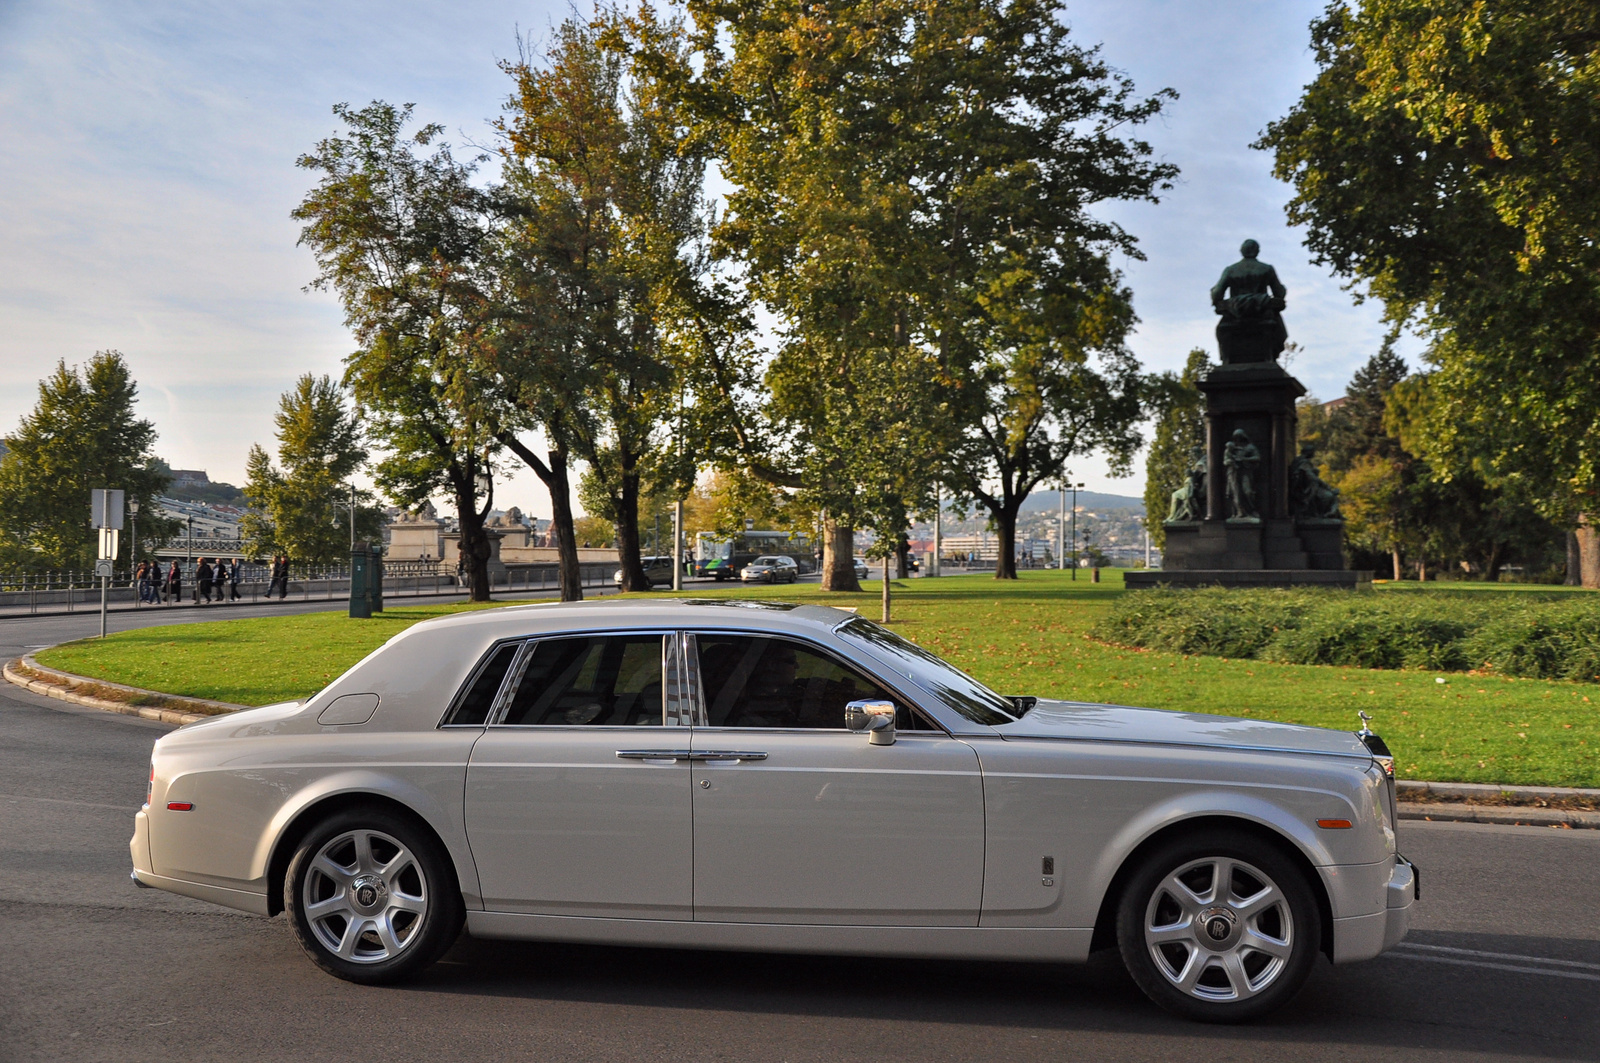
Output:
1211,239,1288,364
1224,429,1261,521
1166,445,1207,522
1289,444,1342,520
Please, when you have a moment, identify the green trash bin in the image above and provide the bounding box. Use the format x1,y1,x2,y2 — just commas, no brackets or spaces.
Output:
349,544,372,619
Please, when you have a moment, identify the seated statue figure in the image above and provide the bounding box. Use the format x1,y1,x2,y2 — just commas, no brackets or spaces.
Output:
1210,239,1288,364
1166,445,1207,523
1289,444,1342,520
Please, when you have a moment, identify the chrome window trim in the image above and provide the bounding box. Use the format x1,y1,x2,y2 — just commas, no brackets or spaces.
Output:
683,627,949,735
485,628,677,729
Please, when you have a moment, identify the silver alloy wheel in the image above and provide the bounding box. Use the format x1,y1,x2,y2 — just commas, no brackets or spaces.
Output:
301,828,428,964
1143,856,1293,1003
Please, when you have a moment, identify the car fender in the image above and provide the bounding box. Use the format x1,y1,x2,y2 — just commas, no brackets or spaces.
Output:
1082,787,1344,920
254,767,483,908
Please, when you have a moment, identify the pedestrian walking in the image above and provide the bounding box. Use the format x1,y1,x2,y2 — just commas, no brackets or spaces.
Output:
268,555,289,599
229,558,242,600
196,558,213,603
214,559,229,601
134,561,148,605
166,561,182,604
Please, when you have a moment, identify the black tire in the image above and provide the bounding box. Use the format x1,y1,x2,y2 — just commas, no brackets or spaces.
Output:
285,806,464,985
1116,827,1321,1023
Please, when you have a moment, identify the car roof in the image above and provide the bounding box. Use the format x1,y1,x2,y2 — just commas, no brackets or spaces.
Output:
403,598,857,639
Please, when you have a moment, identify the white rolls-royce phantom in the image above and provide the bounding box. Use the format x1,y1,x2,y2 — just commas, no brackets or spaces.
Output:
130,599,1415,1022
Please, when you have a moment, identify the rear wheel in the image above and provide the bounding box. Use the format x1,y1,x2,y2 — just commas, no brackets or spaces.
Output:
1116,829,1320,1022
285,806,463,984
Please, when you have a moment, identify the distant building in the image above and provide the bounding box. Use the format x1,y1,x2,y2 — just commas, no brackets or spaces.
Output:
171,469,210,488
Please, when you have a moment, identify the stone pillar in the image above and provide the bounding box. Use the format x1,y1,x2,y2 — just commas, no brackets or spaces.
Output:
1205,412,1224,521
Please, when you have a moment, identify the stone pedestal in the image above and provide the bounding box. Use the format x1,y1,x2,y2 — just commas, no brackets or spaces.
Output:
1132,361,1368,591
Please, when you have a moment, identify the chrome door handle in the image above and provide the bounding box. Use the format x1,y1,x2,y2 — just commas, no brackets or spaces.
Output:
687,750,768,761
615,749,694,760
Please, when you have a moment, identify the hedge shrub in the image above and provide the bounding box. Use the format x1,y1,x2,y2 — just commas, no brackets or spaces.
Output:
1095,588,1600,681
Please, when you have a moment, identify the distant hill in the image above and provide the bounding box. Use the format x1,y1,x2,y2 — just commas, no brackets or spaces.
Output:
1019,489,1143,513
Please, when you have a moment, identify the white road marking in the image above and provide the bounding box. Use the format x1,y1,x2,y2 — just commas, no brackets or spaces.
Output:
1396,941,1600,971
1388,942,1600,981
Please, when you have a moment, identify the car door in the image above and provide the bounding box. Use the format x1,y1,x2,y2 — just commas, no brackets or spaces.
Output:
686,631,985,926
464,631,695,918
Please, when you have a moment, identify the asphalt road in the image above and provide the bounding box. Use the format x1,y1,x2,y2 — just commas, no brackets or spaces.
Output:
2,608,1598,1062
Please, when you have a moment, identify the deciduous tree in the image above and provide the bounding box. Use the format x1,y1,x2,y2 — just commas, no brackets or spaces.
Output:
241,374,382,566
1260,0,1600,583
294,102,503,600
0,351,172,570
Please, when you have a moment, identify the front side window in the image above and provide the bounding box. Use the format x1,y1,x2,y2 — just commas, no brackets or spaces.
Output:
694,634,907,729
835,616,1017,726
499,635,664,726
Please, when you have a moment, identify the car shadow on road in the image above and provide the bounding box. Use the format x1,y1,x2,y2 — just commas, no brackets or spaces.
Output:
407,929,1600,1059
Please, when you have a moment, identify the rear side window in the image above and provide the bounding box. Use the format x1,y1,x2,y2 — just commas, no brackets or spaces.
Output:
444,642,520,726
500,635,664,726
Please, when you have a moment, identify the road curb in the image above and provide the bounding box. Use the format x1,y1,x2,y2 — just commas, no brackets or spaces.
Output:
4,656,245,725
1397,801,1600,829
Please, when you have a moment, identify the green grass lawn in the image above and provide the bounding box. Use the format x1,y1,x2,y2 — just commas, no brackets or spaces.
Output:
32,571,1600,787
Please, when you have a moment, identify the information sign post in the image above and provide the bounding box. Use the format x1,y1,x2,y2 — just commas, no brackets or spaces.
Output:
91,489,125,638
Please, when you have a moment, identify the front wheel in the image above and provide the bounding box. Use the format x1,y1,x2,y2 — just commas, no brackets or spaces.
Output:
1116,829,1321,1022
285,806,464,984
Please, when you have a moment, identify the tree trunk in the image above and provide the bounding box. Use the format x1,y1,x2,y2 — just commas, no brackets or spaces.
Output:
613,467,651,592
993,504,1020,580
895,535,909,580
820,516,861,591
1484,541,1505,582
453,482,492,603
1391,546,1403,581
1566,530,1583,586
500,435,583,601
1576,519,1600,589
546,449,583,602
1417,557,1427,582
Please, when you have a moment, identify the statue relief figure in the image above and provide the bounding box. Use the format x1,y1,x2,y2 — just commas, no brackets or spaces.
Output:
1166,445,1207,523
1210,239,1288,364
1223,429,1261,521
1289,444,1342,520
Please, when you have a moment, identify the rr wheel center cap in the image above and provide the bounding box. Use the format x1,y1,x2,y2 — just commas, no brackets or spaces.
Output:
352,876,387,913
1197,907,1240,949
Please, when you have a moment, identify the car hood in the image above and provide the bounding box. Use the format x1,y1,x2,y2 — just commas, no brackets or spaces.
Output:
992,699,1371,759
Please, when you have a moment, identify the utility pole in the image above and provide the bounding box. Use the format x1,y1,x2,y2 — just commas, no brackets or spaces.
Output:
931,482,942,577
348,482,356,551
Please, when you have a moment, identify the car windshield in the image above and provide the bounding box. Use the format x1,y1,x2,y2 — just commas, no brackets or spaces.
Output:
835,616,1016,726
753,557,779,564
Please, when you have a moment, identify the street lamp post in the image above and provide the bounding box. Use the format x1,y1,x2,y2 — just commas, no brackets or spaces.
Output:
129,499,140,607
1067,481,1084,578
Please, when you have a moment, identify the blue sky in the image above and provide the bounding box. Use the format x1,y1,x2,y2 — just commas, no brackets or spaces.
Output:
0,0,1406,516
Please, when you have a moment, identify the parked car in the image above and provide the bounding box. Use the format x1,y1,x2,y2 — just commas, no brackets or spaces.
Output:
739,555,800,584
131,600,1414,1022
612,556,677,589
852,557,870,580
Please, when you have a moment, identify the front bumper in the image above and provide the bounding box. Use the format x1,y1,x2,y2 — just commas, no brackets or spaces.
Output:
1332,856,1417,962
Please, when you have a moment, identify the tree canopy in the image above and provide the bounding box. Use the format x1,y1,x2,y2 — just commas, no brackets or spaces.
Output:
241,374,382,565
1260,0,1600,581
0,351,172,570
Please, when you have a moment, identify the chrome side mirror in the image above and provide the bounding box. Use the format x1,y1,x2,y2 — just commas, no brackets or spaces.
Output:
845,699,896,746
